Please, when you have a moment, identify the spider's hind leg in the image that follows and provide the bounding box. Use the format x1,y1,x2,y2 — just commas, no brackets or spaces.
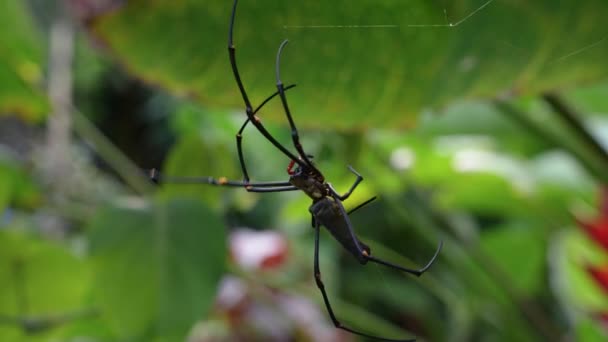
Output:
332,192,443,277
365,240,444,277
312,218,416,342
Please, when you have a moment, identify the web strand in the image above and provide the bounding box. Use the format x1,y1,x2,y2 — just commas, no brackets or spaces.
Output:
283,0,494,30
549,35,608,64
283,24,397,29
407,0,494,28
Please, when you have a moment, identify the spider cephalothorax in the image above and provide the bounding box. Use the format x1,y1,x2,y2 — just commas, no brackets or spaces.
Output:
286,158,327,200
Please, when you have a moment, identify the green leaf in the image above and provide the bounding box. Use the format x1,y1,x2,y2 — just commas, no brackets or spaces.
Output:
88,196,227,341
160,130,236,209
417,101,550,156
91,0,608,129
567,81,608,115
575,316,608,342
0,1,48,121
0,230,90,340
436,173,526,217
0,158,41,213
479,222,546,295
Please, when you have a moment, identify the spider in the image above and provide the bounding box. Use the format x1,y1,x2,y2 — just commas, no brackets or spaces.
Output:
150,1,442,340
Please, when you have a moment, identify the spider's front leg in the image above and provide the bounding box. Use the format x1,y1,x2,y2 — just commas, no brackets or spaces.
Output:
274,39,320,173
326,165,364,201
340,165,364,200
234,84,296,184
228,0,306,171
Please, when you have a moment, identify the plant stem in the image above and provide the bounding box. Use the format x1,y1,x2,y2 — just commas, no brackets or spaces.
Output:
494,99,604,182
72,110,153,195
542,92,608,180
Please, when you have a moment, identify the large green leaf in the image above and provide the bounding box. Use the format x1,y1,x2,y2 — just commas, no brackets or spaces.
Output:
88,196,227,341
0,230,90,341
0,1,48,121
91,0,608,129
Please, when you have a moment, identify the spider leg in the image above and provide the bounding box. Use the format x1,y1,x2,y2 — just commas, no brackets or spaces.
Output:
340,165,364,200
326,166,363,201
366,240,444,277
313,218,416,342
332,193,442,277
147,86,299,195
236,84,297,182
148,169,298,193
228,0,307,169
275,40,319,173
347,196,377,215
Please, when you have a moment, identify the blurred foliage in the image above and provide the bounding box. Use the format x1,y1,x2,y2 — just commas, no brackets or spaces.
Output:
0,1,48,121
1,0,608,341
88,197,226,340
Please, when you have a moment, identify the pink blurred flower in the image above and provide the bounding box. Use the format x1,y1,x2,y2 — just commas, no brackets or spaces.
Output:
191,229,350,341
229,228,289,271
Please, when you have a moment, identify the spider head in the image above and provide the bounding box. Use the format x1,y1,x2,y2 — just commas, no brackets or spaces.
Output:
286,155,315,176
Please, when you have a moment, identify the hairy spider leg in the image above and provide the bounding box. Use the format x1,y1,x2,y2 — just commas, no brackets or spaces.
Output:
274,40,319,174
313,218,416,342
228,0,308,170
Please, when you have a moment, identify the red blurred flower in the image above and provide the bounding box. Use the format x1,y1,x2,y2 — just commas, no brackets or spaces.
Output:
587,265,608,295
578,188,608,251
577,187,608,327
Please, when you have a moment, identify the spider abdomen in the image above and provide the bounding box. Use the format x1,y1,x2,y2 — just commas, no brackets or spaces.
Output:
309,197,371,264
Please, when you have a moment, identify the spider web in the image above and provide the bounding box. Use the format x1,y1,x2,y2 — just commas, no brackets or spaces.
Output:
283,0,493,29
283,0,607,67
